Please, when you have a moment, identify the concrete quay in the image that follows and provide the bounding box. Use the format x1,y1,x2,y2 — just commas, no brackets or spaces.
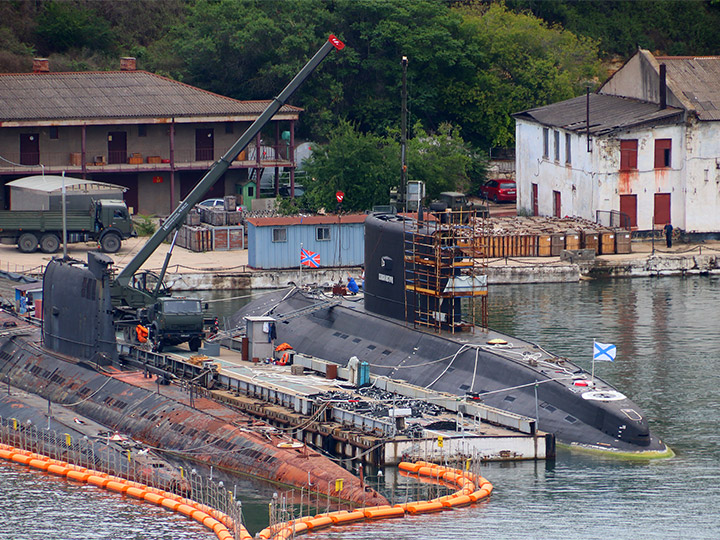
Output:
1,235,719,290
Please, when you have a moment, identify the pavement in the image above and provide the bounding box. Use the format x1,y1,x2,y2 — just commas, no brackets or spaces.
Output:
1,201,719,280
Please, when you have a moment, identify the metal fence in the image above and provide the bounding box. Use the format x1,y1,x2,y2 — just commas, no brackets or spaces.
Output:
596,209,631,229
0,415,246,539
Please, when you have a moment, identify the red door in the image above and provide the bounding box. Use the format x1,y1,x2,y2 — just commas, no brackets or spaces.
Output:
20,133,40,165
532,183,538,216
196,128,214,161
108,131,127,164
619,194,637,228
654,193,671,225
553,190,561,218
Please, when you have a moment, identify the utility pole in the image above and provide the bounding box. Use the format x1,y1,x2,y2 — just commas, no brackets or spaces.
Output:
400,56,408,212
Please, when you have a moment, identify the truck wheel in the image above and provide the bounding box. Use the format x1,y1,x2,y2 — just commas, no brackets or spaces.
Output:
189,337,202,352
100,232,121,254
40,233,60,254
18,233,39,253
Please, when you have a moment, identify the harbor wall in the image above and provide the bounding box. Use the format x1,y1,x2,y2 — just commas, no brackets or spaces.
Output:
165,249,720,290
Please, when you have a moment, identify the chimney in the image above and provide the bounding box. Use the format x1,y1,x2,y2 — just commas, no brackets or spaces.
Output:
120,57,137,71
33,58,49,73
659,63,667,110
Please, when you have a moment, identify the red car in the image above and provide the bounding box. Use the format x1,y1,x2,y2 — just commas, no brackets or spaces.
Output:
479,179,516,203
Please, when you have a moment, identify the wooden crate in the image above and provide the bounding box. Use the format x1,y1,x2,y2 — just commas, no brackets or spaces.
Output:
565,230,581,250
581,230,599,254
599,231,616,254
69,152,82,166
211,225,245,250
538,234,552,256
128,156,143,164
147,156,162,164
177,225,212,252
615,231,632,254
550,233,565,256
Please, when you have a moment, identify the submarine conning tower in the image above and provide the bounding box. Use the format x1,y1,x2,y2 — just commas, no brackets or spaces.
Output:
42,251,117,364
364,211,488,333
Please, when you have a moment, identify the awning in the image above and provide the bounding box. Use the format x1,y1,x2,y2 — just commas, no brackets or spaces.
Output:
7,175,127,193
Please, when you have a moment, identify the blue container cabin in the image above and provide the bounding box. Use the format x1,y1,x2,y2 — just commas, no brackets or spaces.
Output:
246,214,367,269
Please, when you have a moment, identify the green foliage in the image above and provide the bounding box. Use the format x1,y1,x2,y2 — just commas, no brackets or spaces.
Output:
302,120,399,213
133,215,157,236
408,122,487,201
35,1,116,54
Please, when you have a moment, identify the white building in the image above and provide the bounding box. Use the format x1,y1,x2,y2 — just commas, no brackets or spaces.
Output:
514,49,720,233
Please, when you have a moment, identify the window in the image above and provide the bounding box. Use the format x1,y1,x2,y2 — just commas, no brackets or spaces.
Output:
553,190,561,218
272,228,287,243
554,130,560,161
247,185,255,197
620,140,638,170
654,193,671,225
138,125,147,137
654,139,671,168
49,126,59,139
565,133,571,165
316,226,331,241
542,128,549,159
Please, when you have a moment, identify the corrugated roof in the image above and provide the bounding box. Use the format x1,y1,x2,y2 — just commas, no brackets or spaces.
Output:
7,175,126,193
656,56,720,120
246,214,368,227
513,93,684,135
0,71,301,122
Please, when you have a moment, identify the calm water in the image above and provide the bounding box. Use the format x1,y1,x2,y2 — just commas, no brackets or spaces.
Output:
3,277,720,539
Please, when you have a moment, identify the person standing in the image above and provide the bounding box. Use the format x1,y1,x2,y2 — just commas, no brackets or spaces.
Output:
663,223,673,248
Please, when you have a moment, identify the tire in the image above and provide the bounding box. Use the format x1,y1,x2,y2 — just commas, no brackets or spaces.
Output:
17,233,39,253
189,337,202,352
39,233,60,254
100,232,121,254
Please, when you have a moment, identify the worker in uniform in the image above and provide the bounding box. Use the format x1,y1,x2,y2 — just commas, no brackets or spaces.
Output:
347,275,359,295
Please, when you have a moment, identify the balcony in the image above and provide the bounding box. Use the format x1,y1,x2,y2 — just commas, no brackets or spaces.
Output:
0,145,294,177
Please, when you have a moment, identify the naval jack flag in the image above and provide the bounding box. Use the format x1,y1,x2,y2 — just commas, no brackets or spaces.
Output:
591,340,617,381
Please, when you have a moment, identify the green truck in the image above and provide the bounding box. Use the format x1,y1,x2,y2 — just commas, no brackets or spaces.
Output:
0,199,135,254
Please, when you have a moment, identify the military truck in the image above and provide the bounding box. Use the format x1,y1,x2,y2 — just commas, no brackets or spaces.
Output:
0,199,135,253
141,297,207,353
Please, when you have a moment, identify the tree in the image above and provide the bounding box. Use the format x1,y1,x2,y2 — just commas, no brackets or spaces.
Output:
35,1,116,55
408,122,487,201
301,120,399,213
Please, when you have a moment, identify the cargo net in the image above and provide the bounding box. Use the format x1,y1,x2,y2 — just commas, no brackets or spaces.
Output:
403,210,488,333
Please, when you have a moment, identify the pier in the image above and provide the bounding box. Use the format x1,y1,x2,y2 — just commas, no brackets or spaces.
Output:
118,340,552,466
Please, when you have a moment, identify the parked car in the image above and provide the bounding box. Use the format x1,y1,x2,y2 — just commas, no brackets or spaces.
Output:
196,199,246,212
279,184,305,197
479,179,516,203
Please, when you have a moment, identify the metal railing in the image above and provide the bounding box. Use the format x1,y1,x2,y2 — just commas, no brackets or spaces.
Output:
596,209,631,230
0,415,246,539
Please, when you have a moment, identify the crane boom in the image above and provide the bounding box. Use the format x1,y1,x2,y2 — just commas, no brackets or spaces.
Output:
114,35,344,289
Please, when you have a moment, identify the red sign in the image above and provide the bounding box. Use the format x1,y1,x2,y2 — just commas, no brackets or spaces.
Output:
328,35,345,50
336,191,345,203
152,176,163,184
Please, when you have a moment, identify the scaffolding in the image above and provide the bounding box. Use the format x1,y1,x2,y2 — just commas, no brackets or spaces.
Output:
403,209,488,333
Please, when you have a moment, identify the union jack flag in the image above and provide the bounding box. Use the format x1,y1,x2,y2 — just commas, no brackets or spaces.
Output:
300,248,320,268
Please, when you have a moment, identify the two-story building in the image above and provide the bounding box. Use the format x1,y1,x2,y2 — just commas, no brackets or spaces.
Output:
0,57,303,214
513,49,720,234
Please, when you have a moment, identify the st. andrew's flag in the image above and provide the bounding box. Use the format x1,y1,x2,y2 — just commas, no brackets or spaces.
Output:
300,248,320,268
593,341,617,362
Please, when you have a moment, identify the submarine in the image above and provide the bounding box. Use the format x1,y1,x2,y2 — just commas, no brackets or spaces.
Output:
233,211,671,457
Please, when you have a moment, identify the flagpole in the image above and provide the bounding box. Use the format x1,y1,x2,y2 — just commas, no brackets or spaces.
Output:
300,242,303,286
592,339,596,383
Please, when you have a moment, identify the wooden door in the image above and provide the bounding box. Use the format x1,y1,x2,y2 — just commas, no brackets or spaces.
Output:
107,131,127,164
619,194,637,228
553,190,561,218
20,133,40,165
196,128,214,161
654,193,671,225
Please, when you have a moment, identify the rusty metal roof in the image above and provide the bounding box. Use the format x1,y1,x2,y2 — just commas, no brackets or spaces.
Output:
513,93,684,136
656,56,720,120
0,71,301,122
246,214,368,227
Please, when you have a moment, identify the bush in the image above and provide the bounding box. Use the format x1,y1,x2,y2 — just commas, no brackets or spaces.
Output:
133,214,157,236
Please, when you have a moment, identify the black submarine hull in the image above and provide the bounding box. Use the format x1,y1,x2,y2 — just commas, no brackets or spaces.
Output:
233,214,670,456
